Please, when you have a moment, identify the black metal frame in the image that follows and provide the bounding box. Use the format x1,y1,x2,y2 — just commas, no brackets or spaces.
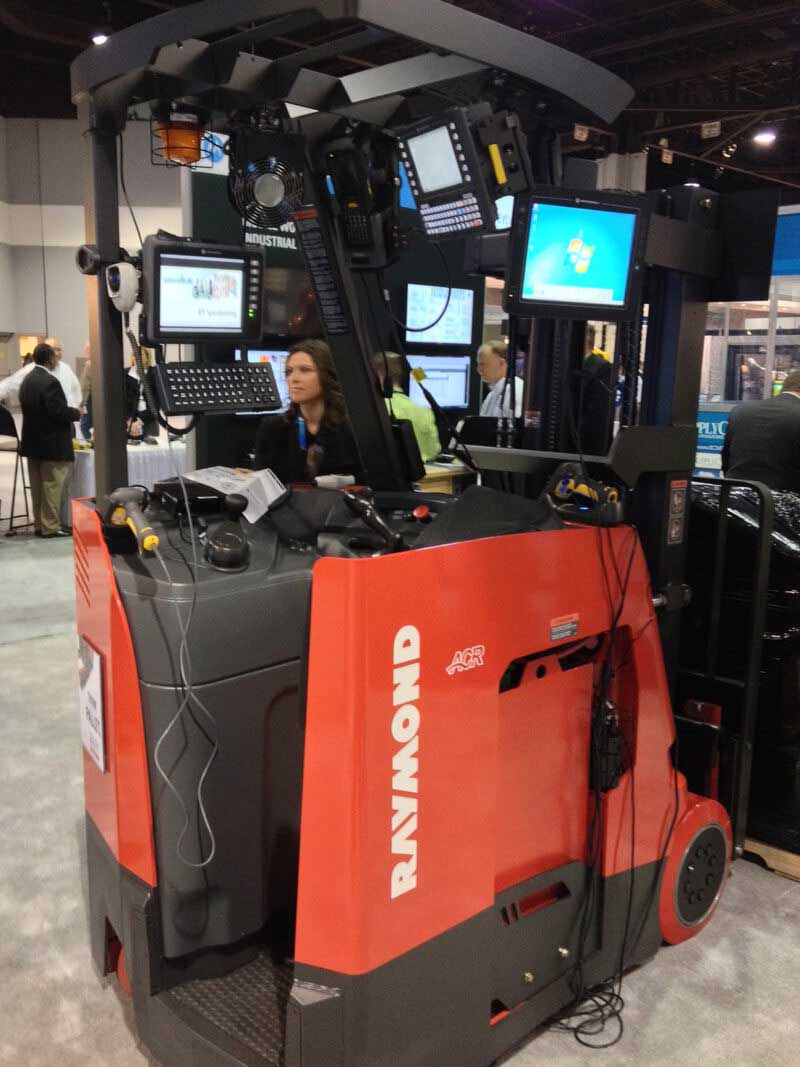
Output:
677,477,774,854
466,425,698,486
71,0,634,500
71,1,632,129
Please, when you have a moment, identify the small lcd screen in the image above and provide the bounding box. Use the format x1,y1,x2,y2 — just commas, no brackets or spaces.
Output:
159,253,246,334
407,126,463,194
236,349,290,407
407,355,470,408
521,201,637,308
405,284,474,346
495,195,514,230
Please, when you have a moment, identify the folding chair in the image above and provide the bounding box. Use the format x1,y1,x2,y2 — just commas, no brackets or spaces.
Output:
0,404,32,535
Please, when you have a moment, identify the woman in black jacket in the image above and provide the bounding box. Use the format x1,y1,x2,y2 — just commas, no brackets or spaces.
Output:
253,339,363,484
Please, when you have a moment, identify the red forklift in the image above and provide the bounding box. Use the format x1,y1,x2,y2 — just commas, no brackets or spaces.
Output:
69,2,774,1064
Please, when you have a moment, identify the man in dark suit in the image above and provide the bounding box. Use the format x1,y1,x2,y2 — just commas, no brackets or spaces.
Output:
18,343,81,538
722,370,800,490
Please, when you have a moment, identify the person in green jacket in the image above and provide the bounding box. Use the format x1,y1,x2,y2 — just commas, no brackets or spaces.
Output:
372,351,441,463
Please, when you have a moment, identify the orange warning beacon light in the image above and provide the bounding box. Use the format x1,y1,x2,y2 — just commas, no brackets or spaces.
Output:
155,110,204,165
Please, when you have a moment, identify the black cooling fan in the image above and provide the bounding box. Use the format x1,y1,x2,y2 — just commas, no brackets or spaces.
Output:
229,156,305,228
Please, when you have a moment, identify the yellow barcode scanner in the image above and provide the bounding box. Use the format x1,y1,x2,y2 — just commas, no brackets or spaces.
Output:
549,463,622,516
105,487,160,555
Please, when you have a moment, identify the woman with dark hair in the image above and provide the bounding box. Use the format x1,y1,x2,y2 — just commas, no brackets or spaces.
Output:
253,339,363,483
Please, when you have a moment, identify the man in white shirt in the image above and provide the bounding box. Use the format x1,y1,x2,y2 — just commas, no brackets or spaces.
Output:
0,342,82,412
477,341,523,418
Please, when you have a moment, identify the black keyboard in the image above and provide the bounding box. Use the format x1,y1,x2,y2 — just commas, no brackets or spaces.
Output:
150,362,282,415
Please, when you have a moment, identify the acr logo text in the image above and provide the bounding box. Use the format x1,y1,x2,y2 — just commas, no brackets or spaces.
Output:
446,645,485,675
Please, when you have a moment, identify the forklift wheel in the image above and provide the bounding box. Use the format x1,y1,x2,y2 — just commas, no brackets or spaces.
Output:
659,795,731,945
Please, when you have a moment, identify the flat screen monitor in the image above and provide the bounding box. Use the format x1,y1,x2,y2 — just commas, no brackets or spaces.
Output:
405,284,475,346
235,349,290,410
504,190,645,321
142,237,264,344
262,266,322,338
406,355,470,408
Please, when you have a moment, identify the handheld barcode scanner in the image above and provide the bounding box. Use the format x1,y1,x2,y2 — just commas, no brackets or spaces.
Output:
103,487,159,555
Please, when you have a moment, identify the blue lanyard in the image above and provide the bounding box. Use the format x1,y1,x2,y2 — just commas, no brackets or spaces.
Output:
297,416,308,450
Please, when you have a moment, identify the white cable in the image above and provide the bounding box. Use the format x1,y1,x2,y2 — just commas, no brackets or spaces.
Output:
149,349,220,870
153,545,218,869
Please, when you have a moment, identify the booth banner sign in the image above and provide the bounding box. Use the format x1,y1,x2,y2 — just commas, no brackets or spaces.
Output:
244,220,298,251
700,121,722,140
78,637,105,773
772,212,800,276
695,407,729,478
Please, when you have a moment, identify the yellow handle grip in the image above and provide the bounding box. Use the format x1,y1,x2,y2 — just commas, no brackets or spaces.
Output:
487,143,507,187
124,506,159,554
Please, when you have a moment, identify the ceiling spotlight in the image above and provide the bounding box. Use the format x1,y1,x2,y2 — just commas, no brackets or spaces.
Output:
684,179,700,188
92,3,112,46
721,142,737,159
753,129,777,146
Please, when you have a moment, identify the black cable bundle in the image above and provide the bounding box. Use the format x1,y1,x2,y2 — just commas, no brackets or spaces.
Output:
549,528,639,1048
359,270,481,474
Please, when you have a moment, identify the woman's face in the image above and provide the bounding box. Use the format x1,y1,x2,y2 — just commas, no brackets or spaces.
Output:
286,351,323,406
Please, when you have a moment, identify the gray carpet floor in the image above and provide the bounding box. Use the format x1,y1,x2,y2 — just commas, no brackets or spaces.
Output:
1,533,799,1066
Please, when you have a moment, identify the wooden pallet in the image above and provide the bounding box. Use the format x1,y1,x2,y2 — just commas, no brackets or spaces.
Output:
744,837,800,882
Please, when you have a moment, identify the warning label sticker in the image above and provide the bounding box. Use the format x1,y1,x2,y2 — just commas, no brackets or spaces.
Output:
550,614,579,642
667,478,688,545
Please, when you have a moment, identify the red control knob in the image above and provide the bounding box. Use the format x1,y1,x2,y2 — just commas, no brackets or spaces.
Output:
412,505,431,523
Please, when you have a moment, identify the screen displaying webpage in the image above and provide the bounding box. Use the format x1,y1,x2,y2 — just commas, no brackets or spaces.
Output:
407,355,470,407
160,254,245,333
406,284,474,346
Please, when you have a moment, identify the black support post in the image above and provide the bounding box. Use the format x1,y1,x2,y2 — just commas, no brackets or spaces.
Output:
81,103,127,501
293,181,407,491
635,268,708,687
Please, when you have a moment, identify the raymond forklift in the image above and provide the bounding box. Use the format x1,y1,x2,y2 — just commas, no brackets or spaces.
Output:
67,3,765,1064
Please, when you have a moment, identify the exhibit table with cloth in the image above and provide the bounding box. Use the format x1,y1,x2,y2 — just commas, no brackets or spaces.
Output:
63,442,189,525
